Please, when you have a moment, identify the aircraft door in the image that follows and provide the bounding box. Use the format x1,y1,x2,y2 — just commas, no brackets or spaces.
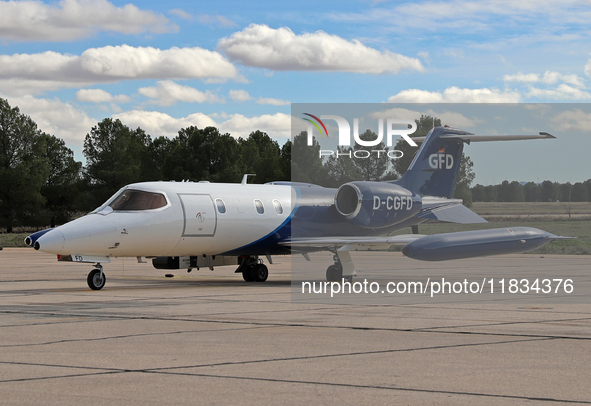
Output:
178,194,217,237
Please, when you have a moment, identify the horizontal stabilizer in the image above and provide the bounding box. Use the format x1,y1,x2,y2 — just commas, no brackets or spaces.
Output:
418,202,487,224
413,132,555,143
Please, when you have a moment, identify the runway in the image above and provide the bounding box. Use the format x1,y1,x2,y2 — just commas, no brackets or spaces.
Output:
1,248,590,405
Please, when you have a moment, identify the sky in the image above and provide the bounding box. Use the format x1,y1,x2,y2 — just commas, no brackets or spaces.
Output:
0,0,590,185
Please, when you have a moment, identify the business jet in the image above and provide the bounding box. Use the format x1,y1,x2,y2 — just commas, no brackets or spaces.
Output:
26,126,566,290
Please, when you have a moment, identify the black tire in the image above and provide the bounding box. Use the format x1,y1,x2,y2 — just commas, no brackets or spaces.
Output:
326,265,342,282
242,269,255,282
87,269,106,290
252,264,268,282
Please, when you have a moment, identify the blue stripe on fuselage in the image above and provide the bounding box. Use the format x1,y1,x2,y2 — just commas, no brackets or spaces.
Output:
217,186,301,256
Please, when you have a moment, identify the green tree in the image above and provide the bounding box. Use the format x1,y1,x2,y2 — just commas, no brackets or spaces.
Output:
497,180,524,202
351,129,391,181
0,98,50,232
162,126,243,183
392,115,440,177
239,130,286,183
484,185,498,201
523,182,540,202
41,134,82,227
540,180,559,202
280,139,291,181
559,182,572,202
453,154,475,206
471,184,486,202
571,182,588,202
291,131,329,185
83,118,151,208
324,146,363,187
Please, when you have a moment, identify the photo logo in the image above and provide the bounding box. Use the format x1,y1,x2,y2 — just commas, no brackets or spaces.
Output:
302,113,329,138
304,114,418,148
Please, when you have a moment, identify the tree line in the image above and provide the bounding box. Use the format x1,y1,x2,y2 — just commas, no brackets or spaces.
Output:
471,180,591,203
7,95,566,233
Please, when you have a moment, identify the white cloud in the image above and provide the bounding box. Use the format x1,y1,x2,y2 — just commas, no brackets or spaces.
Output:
256,97,290,106
76,89,130,103
197,14,237,28
387,87,521,103
526,84,591,100
218,24,424,74
229,89,252,102
370,107,480,128
0,0,176,42
80,45,237,80
112,110,291,140
504,71,585,87
550,109,591,132
218,113,291,139
138,81,222,106
331,0,591,33
6,95,96,144
0,46,240,95
228,90,289,105
169,8,193,20
113,110,218,137
585,58,591,78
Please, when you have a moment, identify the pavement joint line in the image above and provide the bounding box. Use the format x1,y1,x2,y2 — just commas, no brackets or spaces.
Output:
410,316,591,331
145,336,557,371
1,309,590,341
1,362,589,403
142,370,591,404
0,336,556,377
0,325,272,348
0,360,124,373
0,371,126,384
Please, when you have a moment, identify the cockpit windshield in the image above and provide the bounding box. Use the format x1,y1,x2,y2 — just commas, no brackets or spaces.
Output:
108,189,168,211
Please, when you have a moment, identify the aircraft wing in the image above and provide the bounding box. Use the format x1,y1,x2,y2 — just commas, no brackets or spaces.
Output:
284,234,424,252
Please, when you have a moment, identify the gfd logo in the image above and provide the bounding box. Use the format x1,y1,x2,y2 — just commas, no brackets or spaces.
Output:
428,153,454,169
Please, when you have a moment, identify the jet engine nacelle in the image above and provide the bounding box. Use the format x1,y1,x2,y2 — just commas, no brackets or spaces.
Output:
334,181,422,228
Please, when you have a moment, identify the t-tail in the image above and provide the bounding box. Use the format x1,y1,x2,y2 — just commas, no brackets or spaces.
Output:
393,126,556,199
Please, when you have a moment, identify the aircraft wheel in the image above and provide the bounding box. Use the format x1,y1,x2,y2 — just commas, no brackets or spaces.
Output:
326,265,342,282
343,275,353,283
252,264,268,282
242,269,254,282
87,269,106,290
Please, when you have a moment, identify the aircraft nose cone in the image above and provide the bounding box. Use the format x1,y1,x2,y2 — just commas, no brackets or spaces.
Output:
35,229,65,254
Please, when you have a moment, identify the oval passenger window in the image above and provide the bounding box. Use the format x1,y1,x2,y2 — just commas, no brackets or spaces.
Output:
254,199,264,214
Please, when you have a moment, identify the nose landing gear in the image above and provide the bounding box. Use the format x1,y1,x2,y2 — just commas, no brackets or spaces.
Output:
87,263,106,290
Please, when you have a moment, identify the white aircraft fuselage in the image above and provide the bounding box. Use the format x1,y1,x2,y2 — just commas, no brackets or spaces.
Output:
36,181,293,258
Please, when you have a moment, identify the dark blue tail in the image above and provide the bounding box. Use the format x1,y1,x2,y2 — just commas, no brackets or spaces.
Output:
394,126,470,198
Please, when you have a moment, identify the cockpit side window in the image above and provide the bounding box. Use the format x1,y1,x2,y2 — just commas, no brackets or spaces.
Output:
109,190,167,211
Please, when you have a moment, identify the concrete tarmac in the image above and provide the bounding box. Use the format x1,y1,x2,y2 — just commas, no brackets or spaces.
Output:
1,248,590,405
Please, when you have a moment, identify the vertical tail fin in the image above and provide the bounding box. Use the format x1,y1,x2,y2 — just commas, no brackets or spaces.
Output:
394,126,470,198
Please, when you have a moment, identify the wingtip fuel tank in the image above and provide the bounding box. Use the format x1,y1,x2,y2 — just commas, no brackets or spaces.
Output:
402,227,563,261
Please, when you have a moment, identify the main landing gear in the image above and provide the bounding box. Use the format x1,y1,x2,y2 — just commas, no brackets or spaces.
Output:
87,263,106,290
236,256,268,282
326,254,353,283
